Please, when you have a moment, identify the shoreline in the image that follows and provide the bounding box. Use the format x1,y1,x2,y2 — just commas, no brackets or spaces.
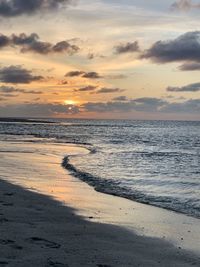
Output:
0,178,199,267
0,137,200,266
63,154,199,220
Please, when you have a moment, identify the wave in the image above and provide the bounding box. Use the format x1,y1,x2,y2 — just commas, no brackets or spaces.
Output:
62,153,200,219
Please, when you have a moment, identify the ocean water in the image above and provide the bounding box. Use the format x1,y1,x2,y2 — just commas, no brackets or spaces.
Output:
0,119,199,218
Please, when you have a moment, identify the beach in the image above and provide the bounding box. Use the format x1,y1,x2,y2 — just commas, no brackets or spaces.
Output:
1,181,199,267
0,136,199,266
0,0,200,264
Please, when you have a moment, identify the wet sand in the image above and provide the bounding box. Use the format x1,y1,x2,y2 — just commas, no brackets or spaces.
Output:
1,179,199,267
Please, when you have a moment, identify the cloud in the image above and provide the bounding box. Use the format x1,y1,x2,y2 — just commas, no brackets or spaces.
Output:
65,71,126,80
1,98,199,116
132,97,167,112
179,62,200,71
112,96,128,101
167,82,200,92
82,97,167,113
114,41,140,54
65,71,85,77
75,86,125,94
0,103,79,117
0,0,73,17
141,31,200,63
52,41,79,54
0,65,43,84
82,101,133,113
95,87,125,94
82,97,200,114
82,72,102,79
171,0,200,11
0,33,80,55
0,85,43,94
0,33,10,48
65,70,102,79
161,99,200,113
75,85,97,92
87,52,106,60
0,85,23,93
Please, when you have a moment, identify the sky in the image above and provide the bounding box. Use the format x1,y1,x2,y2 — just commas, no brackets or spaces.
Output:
0,0,200,120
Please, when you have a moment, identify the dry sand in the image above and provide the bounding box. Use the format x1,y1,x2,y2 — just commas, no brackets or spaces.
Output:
0,179,199,267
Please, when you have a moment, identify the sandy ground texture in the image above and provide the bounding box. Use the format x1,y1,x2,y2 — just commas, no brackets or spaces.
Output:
0,179,199,267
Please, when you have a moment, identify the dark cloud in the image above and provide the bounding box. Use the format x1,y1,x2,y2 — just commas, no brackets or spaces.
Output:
75,86,125,94
141,31,200,63
0,33,79,55
65,70,102,79
75,85,97,92
52,41,79,54
133,97,167,105
114,41,140,54
0,0,73,17
95,87,125,94
0,85,22,93
0,33,10,48
0,85,43,94
82,72,102,79
82,101,133,113
0,65,43,84
112,96,128,101
82,97,200,114
65,71,85,77
11,33,38,45
161,99,200,113
65,70,126,80
82,97,167,113
171,0,200,11
167,82,200,92
87,53,106,60
132,97,167,112
179,62,200,71
0,103,79,117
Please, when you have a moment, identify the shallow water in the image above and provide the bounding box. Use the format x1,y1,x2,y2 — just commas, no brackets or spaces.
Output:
0,119,199,218
0,135,200,255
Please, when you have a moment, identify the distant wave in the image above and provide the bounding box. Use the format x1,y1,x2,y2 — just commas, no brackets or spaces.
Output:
0,132,95,147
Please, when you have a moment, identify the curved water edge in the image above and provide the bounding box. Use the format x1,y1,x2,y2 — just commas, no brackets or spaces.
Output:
62,152,200,219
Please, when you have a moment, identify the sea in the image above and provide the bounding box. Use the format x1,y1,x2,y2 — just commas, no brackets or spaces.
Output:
0,119,199,218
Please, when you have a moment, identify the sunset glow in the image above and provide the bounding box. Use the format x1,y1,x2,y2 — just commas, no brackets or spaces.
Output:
0,2,200,265
64,100,77,106
0,0,199,120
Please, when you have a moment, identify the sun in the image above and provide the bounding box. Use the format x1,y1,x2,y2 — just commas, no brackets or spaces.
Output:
64,100,76,105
